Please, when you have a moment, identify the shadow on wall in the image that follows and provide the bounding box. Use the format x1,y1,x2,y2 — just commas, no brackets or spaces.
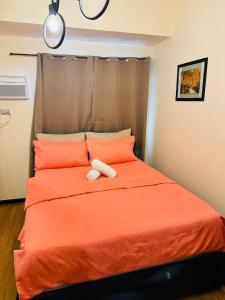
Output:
145,58,157,165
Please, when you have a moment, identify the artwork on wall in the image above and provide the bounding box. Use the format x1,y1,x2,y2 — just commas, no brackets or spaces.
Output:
176,58,208,101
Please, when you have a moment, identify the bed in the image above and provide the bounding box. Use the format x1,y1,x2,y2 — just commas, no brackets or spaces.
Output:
15,160,225,300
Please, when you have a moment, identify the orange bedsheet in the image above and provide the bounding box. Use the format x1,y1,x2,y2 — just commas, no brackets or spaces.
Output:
14,161,225,300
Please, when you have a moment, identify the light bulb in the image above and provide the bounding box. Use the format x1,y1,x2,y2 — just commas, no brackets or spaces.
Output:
43,11,65,49
46,15,61,34
78,0,109,20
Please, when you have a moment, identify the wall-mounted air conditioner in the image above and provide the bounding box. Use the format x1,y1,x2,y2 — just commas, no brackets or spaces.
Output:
0,76,29,100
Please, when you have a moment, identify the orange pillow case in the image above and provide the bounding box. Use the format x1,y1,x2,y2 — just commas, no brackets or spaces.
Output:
34,140,89,170
86,136,137,164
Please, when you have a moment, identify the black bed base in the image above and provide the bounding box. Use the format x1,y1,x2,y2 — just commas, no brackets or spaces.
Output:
28,252,225,300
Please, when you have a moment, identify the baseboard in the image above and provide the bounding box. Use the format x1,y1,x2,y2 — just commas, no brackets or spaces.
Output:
0,198,25,205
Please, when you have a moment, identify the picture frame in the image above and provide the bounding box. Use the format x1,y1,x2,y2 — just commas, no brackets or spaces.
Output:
176,58,208,101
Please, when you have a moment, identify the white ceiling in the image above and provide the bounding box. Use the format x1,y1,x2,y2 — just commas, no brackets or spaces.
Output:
0,21,168,47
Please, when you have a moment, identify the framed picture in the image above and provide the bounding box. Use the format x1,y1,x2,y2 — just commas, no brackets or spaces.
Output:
176,58,208,101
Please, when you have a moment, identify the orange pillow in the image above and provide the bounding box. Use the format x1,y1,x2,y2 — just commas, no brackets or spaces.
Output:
34,140,89,170
86,136,137,164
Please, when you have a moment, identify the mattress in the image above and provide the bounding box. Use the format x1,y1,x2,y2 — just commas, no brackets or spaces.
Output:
14,160,225,300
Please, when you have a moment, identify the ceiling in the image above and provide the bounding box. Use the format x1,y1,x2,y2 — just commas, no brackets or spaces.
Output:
0,21,168,47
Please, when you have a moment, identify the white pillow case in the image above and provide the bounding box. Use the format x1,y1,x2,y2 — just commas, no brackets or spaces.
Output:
85,128,131,140
36,132,85,142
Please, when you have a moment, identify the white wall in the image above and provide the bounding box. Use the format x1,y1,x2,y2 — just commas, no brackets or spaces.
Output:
148,0,225,216
0,0,173,37
0,35,152,200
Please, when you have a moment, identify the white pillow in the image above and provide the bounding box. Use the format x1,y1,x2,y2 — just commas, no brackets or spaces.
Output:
36,132,85,142
85,128,131,140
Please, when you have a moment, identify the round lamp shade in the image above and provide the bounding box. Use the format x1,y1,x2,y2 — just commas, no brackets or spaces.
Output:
78,0,110,20
43,13,65,49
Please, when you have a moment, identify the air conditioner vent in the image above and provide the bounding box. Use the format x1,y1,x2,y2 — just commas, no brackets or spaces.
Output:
0,76,29,100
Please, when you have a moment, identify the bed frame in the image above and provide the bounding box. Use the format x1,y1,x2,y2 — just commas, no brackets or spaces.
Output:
17,252,224,300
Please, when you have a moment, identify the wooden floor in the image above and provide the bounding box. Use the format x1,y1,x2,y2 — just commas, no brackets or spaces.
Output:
0,203,224,300
182,288,225,300
0,203,25,300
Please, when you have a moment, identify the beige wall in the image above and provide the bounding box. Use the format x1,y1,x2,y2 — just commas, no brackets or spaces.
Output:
0,35,152,200
1,0,225,218
0,0,173,37
148,0,225,216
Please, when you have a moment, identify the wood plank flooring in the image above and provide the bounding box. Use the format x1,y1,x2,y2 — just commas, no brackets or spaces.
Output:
0,203,25,300
0,203,224,300
182,288,225,300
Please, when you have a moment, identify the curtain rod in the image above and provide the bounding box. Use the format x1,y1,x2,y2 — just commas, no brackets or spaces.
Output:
9,53,88,59
9,53,149,60
9,53,38,57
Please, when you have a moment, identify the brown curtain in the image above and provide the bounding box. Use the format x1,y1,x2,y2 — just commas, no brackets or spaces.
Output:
91,57,150,158
32,54,150,173
33,53,93,136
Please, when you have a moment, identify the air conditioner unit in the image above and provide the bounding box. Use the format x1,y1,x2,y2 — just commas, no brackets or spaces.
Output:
0,76,29,100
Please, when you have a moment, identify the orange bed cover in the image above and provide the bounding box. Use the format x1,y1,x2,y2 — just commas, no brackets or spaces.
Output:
14,160,225,300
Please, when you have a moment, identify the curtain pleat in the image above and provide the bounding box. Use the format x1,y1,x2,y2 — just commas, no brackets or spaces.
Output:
33,53,44,138
30,53,44,176
33,54,93,136
92,57,150,158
